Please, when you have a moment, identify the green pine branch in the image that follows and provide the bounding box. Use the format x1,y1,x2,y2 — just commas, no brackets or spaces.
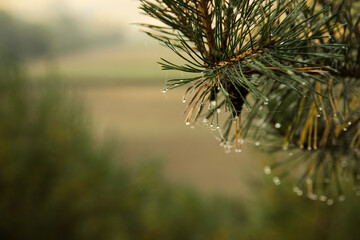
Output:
140,0,360,202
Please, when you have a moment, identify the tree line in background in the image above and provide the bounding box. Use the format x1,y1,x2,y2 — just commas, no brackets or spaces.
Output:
0,10,123,62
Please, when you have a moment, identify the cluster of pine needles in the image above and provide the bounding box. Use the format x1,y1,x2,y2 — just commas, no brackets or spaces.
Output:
140,0,360,201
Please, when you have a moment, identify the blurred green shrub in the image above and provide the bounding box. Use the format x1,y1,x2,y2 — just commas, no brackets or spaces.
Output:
0,64,249,240
0,11,51,62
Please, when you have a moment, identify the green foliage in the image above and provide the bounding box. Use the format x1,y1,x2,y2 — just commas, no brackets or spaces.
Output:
140,0,360,199
0,64,249,239
0,11,51,62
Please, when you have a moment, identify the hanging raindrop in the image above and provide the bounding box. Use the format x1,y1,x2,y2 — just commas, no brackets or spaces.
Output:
338,195,346,202
273,177,281,185
264,166,272,175
275,123,281,129
327,199,334,206
319,195,327,202
341,160,348,168
308,193,318,200
237,138,245,144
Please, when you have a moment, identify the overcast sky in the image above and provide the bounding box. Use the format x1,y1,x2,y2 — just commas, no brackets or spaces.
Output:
0,0,156,28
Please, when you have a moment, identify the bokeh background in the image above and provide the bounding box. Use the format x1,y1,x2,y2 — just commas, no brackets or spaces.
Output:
0,0,359,239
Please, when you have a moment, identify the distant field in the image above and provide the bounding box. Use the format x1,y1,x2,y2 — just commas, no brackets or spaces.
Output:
28,41,194,86
76,85,269,198
29,42,270,197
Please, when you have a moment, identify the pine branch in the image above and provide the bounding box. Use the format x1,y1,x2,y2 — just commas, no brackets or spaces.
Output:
140,0,360,200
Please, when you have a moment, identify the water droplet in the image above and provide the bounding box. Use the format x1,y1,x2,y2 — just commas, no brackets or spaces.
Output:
255,141,260,146
273,177,281,185
216,108,221,113
327,199,334,206
306,178,313,185
270,33,273,37
293,187,300,193
182,99,186,103
341,160,347,168
274,123,281,129
307,146,312,151
235,149,242,153
264,101,269,105
308,193,318,200
190,126,195,129
302,82,306,85
211,101,216,106
259,106,263,110
338,195,346,202
203,119,208,123
296,190,303,196
287,70,294,75
317,114,321,118
186,121,191,126
280,41,284,45
319,195,327,202
162,89,168,93
348,121,352,125
334,113,337,117
289,152,293,156
343,127,347,131
282,145,288,150
264,166,272,175
319,107,323,111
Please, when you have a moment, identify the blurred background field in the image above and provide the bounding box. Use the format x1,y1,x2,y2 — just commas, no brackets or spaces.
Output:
0,0,359,239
